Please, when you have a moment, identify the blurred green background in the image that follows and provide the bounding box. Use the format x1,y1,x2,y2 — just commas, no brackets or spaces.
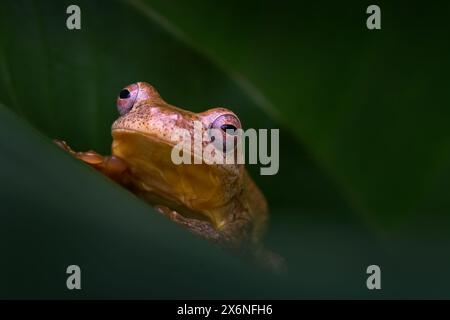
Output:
1,0,449,298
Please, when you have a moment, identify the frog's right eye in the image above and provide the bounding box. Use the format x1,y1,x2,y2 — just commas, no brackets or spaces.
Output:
116,83,139,116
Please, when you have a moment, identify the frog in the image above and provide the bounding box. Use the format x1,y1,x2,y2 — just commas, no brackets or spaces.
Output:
55,82,282,269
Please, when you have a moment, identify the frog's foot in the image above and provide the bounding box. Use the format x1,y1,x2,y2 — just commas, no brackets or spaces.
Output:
154,205,285,272
54,139,129,185
154,205,240,248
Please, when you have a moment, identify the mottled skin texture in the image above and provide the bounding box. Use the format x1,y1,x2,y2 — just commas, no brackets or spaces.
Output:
56,82,270,256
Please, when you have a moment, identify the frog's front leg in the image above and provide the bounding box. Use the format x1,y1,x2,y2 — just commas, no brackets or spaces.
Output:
54,139,130,185
155,205,285,271
154,205,249,249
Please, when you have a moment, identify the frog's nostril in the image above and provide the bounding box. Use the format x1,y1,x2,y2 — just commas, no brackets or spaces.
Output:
119,89,131,99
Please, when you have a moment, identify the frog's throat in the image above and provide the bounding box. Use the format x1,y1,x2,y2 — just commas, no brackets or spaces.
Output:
111,129,242,228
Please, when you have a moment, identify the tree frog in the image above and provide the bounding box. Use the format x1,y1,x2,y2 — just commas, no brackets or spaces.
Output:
56,82,281,269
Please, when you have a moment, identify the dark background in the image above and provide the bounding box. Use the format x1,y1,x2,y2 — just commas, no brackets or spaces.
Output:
1,0,449,298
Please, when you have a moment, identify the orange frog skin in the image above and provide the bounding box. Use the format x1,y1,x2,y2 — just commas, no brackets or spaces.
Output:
56,82,280,267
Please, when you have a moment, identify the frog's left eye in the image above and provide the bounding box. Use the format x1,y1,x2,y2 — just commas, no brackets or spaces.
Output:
209,114,241,153
116,83,139,116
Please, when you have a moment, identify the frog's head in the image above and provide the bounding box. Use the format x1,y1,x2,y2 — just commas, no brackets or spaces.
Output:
111,82,245,226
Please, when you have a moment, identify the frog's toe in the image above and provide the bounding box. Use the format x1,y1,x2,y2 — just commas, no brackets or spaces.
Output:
154,205,180,221
54,139,74,153
154,205,224,243
76,151,104,165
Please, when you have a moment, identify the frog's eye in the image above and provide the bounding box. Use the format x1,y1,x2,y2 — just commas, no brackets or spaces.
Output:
209,114,241,153
116,83,139,116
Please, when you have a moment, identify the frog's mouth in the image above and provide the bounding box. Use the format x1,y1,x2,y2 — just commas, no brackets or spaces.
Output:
111,129,240,227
